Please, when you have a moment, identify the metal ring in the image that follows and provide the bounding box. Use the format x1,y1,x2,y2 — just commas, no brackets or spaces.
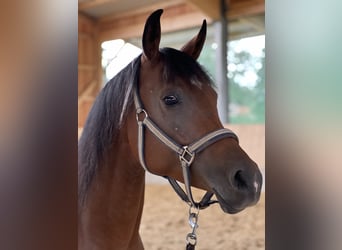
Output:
189,205,200,216
136,108,148,122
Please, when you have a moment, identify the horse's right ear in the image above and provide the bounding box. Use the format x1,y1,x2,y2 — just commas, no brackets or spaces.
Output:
181,20,207,60
142,9,163,62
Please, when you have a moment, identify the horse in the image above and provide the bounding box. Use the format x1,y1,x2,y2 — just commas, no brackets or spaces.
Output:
78,9,262,250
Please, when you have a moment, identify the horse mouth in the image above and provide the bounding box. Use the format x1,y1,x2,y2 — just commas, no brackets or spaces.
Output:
213,188,244,214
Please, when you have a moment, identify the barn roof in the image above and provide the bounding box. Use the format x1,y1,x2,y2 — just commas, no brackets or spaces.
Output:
78,0,264,42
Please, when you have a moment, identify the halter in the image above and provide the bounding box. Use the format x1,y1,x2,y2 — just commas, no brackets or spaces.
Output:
133,85,239,209
134,84,238,248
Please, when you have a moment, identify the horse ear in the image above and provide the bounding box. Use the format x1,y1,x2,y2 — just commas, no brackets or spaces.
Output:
142,9,163,62
181,20,207,60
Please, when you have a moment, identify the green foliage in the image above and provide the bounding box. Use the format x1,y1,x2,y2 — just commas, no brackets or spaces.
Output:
229,48,265,124
198,39,265,124
198,43,217,81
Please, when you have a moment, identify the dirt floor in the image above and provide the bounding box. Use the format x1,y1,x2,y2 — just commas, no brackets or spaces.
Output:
140,184,265,250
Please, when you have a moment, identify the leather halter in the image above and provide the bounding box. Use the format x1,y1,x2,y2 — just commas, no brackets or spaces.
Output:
133,85,239,209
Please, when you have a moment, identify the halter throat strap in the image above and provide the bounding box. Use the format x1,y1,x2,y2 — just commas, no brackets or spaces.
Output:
134,86,238,209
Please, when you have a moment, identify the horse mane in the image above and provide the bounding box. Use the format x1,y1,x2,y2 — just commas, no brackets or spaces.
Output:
78,48,213,207
160,47,213,86
78,55,141,206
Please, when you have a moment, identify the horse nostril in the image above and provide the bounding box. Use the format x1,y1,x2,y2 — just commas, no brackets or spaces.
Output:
233,170,248,190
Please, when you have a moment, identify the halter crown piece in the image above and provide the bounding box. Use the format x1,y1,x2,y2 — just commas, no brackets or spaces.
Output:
133,82,239,249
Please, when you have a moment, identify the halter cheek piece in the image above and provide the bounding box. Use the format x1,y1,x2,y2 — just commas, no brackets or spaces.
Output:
134,86,239,209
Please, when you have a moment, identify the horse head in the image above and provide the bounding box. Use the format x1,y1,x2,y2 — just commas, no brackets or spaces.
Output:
127,9,262,214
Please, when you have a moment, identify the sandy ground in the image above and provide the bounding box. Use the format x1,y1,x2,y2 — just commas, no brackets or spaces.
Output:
140,184,265,250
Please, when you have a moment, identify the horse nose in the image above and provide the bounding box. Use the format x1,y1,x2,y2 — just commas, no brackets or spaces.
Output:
230,163,262,199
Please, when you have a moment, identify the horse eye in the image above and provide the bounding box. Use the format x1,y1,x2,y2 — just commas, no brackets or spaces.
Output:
163,95,179,106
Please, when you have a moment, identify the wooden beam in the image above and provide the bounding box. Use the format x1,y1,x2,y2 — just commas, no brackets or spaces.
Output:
78,12,97,35
185,0,220,20
78,64,97,70
79,0,120,11
79,32,95,39
185,0,264,20
98,3,210,42
228,0,264,19
99,0,184,22
78,12,102,100
78,80,98,99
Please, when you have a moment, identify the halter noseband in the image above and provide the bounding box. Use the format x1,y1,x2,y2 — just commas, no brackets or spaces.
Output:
133,86,239,209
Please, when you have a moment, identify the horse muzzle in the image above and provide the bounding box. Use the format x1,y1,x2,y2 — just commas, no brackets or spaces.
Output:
212,162,263,214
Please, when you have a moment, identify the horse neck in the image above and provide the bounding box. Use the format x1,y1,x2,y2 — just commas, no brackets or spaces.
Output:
79,124,145,250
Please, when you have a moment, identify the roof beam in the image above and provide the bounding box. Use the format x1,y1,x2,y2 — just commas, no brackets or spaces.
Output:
98,3,210,42
185,0,221,20
79,0,120,11
185,0,264,20
229,0,264,19
99,0,184,22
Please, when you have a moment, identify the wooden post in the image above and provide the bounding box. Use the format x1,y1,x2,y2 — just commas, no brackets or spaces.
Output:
215,0,229,123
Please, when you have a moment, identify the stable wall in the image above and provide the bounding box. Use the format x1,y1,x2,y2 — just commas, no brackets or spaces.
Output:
78,13,101,128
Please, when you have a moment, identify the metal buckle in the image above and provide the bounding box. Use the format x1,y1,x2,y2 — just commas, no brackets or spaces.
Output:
135,108,148,122
179,146,195,166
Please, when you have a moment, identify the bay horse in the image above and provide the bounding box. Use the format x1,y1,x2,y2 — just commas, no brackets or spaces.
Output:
78,9,262,250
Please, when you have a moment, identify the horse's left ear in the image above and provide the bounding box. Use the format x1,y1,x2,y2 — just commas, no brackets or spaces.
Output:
142,9,163,62
181,20,207,60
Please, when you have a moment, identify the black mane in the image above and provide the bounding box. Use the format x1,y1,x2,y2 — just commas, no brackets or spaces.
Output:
78,56,141,206
160,47,213,86
78,49,212,206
